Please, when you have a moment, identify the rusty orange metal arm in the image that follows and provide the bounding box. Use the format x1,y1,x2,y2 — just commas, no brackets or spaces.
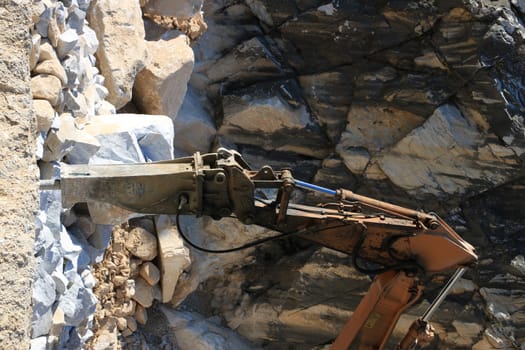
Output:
48,149,478,350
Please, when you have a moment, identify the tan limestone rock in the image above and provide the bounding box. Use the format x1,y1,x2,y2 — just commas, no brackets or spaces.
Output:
33,99,55,133
154,215,191,303
116,317,127,331
133,33,194,118
125,317,137,332
139,262,160,286
337,104,425,153
88,0,147,109
38,41,57,63
49,307,65,338
30,34,41,71
31,74,62,106
452,321,483,342
132,277,154,308
472,338,497,350
376,104,521,197
47,16,60,47
125,227,157,261
42,114,100,162
135,304,147,325
450,278,477,295
34,58,67,85
92,328,119,350
31,1,45,24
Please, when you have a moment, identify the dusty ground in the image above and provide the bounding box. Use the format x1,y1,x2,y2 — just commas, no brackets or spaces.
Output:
0,1,37,349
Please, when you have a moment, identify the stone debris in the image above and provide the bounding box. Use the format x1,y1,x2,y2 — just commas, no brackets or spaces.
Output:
34,58,68,85
30,1,151,347
81,113,175,164
132,277,154,308
87,222,167,348
124,227,158,261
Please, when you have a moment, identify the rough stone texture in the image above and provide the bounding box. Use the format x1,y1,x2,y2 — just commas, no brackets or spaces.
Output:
125,227,157,261
205,36,290,90
132,277,154,308
150,1,525,348
142,0,203,18
219,79,330,159
139,262,160,286
298,69,354,144
377,104,521,198
173,87,216,156
31,74,62,106
0,2,37,349
154,215,191,303
189,2,262,91
133,32,194,119
160,307,257,350
87,0,147,109
33,58,67,85
34,99,56,133
42,113,100,163
89,225,140,348
81,113,174,164
19,0,525,348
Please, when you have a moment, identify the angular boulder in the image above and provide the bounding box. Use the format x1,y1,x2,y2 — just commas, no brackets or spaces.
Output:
133,32,194,119
154,215,190,303
87,0,147,109
42,114,100,163
81,113,174,164
33,99,56,133
336,104,425,176
160,308,257,350
31,74,62,107
55,114,174,224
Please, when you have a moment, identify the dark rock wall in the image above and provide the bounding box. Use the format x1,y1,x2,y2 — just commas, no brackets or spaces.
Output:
180,0,525,348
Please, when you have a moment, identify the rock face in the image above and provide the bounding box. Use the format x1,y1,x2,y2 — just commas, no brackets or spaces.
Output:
21,0,525,349
160,1,525,349
173,87,216,156
218,80,330,158
377,104,520,198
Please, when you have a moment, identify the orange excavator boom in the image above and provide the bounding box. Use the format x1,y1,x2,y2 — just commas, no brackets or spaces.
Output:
42,149,478,349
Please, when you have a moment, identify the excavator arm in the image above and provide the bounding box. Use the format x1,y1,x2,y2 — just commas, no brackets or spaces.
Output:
45,149,478,350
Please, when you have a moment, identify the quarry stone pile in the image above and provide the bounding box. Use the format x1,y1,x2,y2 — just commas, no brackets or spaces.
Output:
87,223,163,347
30,0,184,348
